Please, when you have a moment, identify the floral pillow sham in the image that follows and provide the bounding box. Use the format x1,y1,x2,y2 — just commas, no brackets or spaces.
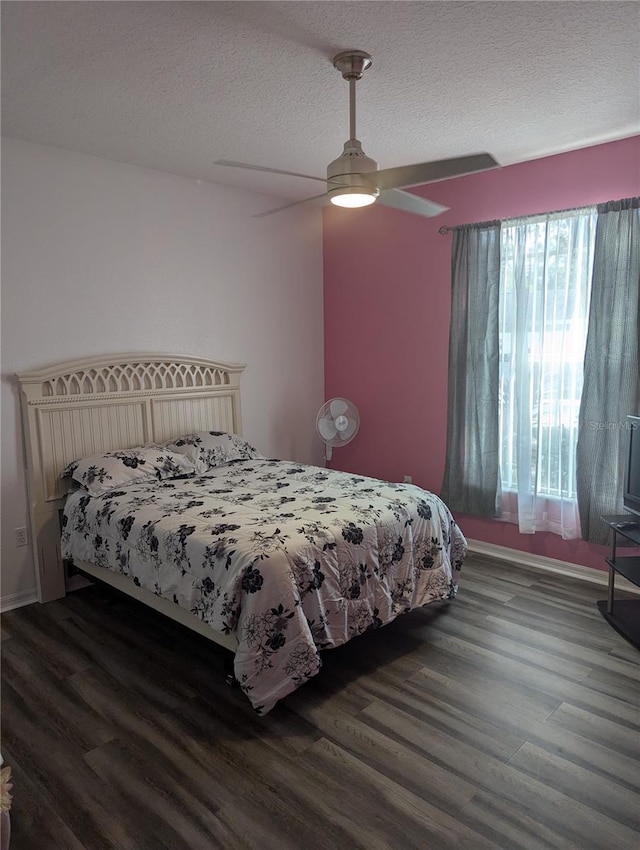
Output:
61,445,196,497
164,431,262,474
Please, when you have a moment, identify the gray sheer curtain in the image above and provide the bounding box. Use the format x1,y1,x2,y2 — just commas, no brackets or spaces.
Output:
440,222,501,516
576,197,640,544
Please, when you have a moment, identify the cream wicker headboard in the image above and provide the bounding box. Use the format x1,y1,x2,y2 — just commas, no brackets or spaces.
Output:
18,353,246,603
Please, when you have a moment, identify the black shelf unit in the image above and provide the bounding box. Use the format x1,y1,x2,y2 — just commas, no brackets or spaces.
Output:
599,515,640,649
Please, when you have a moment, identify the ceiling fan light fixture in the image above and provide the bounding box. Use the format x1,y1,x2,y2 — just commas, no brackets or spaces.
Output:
329,189,377,208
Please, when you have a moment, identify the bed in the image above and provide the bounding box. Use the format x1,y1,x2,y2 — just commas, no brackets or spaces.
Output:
18,354,467,713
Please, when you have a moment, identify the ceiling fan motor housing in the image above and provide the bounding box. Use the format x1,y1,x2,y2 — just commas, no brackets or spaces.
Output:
327,140,379,198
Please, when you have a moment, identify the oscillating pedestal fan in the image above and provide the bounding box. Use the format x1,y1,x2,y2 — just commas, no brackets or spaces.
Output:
316,398,360,464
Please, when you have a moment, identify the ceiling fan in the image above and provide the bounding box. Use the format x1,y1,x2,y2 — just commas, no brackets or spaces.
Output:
216,50,498,218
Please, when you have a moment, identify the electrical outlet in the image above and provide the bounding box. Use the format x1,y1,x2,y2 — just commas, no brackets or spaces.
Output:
403,475,412,484
15,527,29,547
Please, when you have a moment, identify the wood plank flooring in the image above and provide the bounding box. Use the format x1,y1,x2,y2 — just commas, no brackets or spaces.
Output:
1,553,639,849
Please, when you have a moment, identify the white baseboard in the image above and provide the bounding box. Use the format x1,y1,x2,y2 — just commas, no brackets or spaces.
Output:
1,588,38,613
466,538,640,595
0,573,94,614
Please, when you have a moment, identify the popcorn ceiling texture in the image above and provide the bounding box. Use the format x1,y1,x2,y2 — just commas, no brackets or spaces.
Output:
2,1,638,201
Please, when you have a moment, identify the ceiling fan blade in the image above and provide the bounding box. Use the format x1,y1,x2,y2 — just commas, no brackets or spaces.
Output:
254,192,328,218
375,153,499,192
215,159,325,183
377,188,449,219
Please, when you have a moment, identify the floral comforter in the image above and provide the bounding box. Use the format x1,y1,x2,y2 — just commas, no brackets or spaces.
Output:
61,459,467,713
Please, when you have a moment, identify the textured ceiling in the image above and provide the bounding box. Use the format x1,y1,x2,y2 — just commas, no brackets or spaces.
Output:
2,1,639,204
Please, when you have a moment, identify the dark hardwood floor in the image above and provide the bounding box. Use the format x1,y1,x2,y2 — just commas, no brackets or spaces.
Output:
1,553,639,849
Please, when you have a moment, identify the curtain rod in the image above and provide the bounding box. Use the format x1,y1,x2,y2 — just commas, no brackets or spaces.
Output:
437,202,601,235
438,219,499,235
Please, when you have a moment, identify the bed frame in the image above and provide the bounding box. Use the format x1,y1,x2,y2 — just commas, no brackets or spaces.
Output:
18,353,247,651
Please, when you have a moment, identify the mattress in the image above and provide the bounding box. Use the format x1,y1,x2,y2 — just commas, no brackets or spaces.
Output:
61,458,467,713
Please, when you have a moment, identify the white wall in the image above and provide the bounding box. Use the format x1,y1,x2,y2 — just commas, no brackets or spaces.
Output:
1,138,325,607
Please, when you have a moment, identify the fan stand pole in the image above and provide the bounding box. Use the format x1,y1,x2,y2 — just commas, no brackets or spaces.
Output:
324,444,333,468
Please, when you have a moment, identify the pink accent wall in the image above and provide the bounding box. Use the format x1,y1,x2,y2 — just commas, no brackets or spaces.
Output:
323,136,640,571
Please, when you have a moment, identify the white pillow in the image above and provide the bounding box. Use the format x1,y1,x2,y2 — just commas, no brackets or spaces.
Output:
61,445,195,497
165,431,262,474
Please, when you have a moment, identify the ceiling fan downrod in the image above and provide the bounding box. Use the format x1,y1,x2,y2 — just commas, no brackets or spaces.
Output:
332,50,372,141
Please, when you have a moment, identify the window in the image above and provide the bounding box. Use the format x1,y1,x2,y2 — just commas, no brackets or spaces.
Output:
441,197,639,545
497,208,596,536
